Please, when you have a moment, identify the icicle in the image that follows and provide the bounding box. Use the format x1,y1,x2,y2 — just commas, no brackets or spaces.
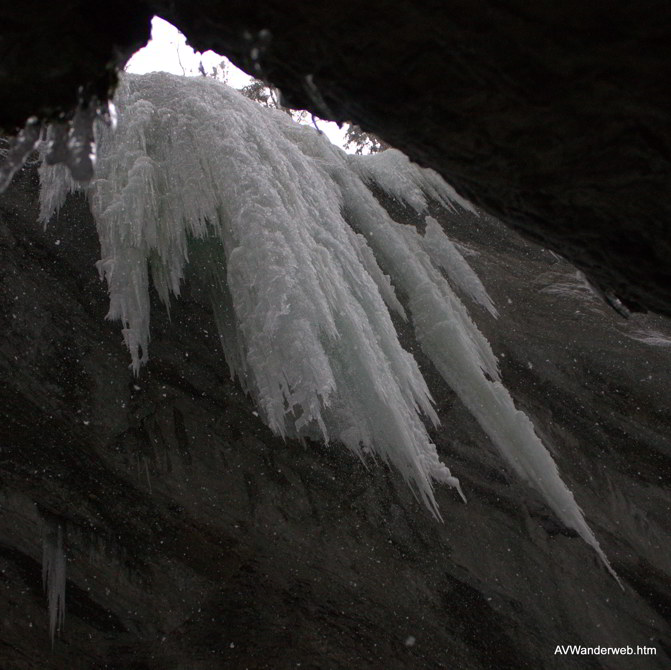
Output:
45,103,97,182
421,216,498,317
338,176,619,581
0,117,41,194
42,519,66,643
34,96,117,209
350,149,477,215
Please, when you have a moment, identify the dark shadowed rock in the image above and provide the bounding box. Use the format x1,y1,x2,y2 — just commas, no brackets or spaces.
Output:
0,164,670,668
0,2,152,131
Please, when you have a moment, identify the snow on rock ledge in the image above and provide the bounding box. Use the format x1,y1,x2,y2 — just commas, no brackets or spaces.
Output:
38,73,616,579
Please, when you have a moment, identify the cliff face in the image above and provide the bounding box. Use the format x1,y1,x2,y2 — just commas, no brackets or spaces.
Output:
0,166,670,669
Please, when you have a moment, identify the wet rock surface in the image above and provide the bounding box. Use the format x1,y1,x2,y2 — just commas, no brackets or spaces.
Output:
0,166,670,668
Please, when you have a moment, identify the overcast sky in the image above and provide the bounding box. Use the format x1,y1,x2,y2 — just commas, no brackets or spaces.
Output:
125,17,348,148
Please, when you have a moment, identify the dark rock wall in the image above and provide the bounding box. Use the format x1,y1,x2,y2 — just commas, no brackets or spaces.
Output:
0,1,152,131
0,166,670,668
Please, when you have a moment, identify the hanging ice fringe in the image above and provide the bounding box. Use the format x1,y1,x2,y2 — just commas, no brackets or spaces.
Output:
42,518,66,643
39,73,619,583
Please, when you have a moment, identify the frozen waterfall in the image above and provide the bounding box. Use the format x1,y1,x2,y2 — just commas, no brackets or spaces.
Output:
38,73,618,581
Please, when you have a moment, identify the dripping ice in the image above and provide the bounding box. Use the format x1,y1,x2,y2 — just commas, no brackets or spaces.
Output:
38,72,618,580
0,99,114,196
42,519,66,643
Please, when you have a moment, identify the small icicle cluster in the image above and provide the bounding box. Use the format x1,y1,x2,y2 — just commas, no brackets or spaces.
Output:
0,118,41,194
39,73,617,580
1,97,114,196
42,519,66,643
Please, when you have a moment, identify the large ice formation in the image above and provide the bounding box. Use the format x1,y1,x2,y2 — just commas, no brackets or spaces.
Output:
38,73,617,580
